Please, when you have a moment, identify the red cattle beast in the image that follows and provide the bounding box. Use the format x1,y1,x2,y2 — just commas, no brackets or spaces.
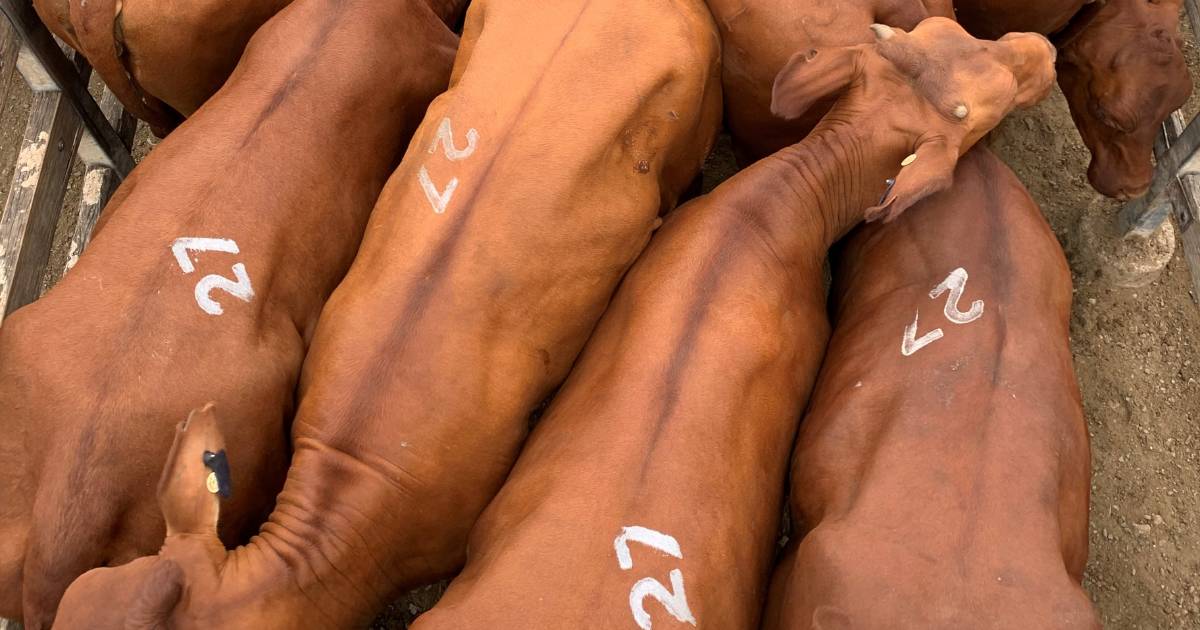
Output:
957,0,1192,199
762,147,1099,629
51,0,723,627
0,0,460,626
409,19,1057,630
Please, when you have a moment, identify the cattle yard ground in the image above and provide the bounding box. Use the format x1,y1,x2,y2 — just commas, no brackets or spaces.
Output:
0,19,1196,630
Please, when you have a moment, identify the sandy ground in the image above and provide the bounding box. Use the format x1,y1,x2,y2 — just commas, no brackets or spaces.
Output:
0,13,1198,630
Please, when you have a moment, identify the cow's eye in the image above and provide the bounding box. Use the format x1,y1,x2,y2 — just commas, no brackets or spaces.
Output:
1092,102,1135,133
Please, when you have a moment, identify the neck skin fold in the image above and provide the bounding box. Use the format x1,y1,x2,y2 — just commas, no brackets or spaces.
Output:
723,118,914,275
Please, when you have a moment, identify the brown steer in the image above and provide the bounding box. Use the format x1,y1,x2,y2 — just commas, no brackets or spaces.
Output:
705,0,953,163
51,0,722,627
407,19,1056,630
761,147,1098,629
956,0,1192,199
0,0,459,626
1053,0,1192,199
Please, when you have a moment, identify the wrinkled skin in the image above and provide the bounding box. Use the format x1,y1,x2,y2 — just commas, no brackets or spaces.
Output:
0,0,459,626
410,19,1056,630
1056,0,1191,199
762,147,1099,629
53,0,723,627
32,0,467,134
704,0,954,163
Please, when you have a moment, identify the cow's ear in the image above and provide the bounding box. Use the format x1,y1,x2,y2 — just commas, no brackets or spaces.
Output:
158,403,225,537
865,135,959,223
995,32,1057,108
771,45,864,120
125,560,185,629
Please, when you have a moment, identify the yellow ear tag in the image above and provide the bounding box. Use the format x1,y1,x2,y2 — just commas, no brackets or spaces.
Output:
206,472,219,495
901,153,918,167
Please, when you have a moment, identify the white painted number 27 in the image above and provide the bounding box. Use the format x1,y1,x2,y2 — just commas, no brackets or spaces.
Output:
901,267,984,356
613,526,698,630
171,237,255,316
419,117,479,214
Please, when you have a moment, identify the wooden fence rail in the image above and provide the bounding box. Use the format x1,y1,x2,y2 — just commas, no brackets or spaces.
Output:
0,4,133,322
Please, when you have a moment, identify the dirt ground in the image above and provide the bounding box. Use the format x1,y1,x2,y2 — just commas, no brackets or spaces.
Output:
1,13,1198,630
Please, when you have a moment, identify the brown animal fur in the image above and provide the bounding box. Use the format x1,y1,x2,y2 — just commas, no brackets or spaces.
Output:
52,0,723,626
0,0,458,625
956,0,1192,199
409,18,1057,630
32,0,470,134
704,0,954,164
761,147,1099,630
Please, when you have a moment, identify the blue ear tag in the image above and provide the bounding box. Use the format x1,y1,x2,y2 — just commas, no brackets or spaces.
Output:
202,450,233,499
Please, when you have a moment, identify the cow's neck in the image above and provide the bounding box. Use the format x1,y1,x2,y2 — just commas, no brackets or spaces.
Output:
738,120,913,266
216,446,410,625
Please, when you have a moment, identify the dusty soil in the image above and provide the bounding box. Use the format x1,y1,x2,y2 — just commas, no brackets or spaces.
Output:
1,12,1198,630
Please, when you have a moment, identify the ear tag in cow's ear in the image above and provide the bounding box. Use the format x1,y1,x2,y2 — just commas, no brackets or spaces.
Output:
202,450,233,499
879,178,897,205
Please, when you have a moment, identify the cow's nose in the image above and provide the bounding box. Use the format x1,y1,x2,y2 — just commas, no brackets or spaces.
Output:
1088,160,1152,201
1112,181,1151,202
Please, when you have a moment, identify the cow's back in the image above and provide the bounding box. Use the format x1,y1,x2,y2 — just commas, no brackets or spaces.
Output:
276,0,723,610
310,0,723,429
0,0,456,624
763,148,1097,629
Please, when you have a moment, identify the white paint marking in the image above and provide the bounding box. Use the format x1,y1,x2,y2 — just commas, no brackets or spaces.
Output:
614,526,684,571
419,166,459,214
171,237,240,274
629,570,697,630
614,526,696,629
901,267,986,357
931,267,984,324
81,169,105,206
16,131,49,189
64,240,80,272
428,117,479,161
171,237,254,315
193,263,254,316
901,310,944,357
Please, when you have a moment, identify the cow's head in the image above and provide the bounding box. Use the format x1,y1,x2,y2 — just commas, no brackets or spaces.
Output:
1057,0,1192,199
53,405,231,629
771,17,1056,222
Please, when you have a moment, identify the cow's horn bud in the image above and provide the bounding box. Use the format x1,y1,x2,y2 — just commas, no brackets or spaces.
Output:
954,104,969,119
870,24,896,41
